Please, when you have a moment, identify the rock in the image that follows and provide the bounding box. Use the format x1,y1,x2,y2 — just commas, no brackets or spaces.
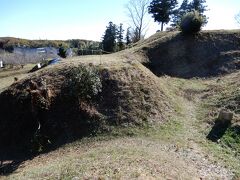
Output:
217,109,233,124
72,177,80,180
122,90,132,97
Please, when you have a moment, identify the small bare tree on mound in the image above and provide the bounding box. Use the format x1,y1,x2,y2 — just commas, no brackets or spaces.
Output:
126,0,150,42
235,12,240,25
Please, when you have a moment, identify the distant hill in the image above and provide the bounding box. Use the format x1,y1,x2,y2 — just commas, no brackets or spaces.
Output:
0,37,100,52
0,37,100,64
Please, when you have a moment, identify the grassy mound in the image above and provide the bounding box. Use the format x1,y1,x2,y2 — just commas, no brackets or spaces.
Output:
0,61,173,153
202,71,240,155
133,30,240,78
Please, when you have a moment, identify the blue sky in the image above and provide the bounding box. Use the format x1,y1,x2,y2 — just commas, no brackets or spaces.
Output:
0,0,239,41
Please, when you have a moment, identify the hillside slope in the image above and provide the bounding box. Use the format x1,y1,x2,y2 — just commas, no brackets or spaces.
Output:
0,30,240,179
131,30,240,78
0,37,98,50
0,60,174,153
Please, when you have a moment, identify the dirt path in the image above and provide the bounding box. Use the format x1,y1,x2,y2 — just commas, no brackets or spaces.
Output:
170,96,234,179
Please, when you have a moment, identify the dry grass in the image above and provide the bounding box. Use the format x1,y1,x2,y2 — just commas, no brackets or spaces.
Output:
0,64,33,93
1,30,240,179
2,71,236,179
6,138,199,180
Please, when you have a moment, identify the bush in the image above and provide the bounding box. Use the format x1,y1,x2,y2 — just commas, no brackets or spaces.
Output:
58,45,67,58
64,65,102,101
180,11,203,34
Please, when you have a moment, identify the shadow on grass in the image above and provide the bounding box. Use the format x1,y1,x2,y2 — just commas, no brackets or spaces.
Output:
207,119,231,142
0,149,31,176
0,133,94,176
0,140,77,176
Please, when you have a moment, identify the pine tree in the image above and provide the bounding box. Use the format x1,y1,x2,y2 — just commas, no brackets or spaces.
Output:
126,27,132,45
148,0,178,31
189,0,208,25
117,23,125,51
171,0,208,28
58,44,67,58
102,22,117,53
171,0,191,27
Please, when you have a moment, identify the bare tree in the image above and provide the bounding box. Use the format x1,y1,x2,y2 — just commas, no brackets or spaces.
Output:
235,12,240,25
126,0,150,42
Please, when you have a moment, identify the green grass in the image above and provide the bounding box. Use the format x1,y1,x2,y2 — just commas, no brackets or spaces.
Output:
201,140,240,178
0,64,34,93
1,62,239,179
197,93,240,178
5,122,195,180
221,126,240,154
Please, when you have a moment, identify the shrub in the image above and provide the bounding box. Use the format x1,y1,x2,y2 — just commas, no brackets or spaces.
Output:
58,45,67,58
180,10,203,34
64,65,102,101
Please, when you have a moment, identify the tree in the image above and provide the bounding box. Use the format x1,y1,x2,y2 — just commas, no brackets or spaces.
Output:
126,27,132,45
171,0,191,27
171,0,208,28
189,0,208,25
180,10,203,34
126,0,150,42
131,28,142,43
117,23,125,50
102,22,117,52
235,12,240,25
148,0,178,31
69,39,80,48
58,44,67,58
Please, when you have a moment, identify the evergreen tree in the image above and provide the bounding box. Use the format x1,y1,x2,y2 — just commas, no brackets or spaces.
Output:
126,27,132,45
58,44,67,58
117,23,125,50
179,0,191,14
180,10,203,34
189,0,208,25
148,0,178,31
171,0,208,28
102,22,117,52
171,0,191,27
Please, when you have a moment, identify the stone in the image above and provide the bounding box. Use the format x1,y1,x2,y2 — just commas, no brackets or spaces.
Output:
217,109,233,123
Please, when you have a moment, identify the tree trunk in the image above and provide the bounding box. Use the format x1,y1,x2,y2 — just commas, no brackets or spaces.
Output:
161,22,164,31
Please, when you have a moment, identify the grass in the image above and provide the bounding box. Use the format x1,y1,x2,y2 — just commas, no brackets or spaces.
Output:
4,101,232,179
0,64,34,93
195,72,240,178
10,139,195,179
0,82,233,179
5,121,196,179
0,46,240,179
159,75,240,178
1,64,238,179
221,126,240,153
